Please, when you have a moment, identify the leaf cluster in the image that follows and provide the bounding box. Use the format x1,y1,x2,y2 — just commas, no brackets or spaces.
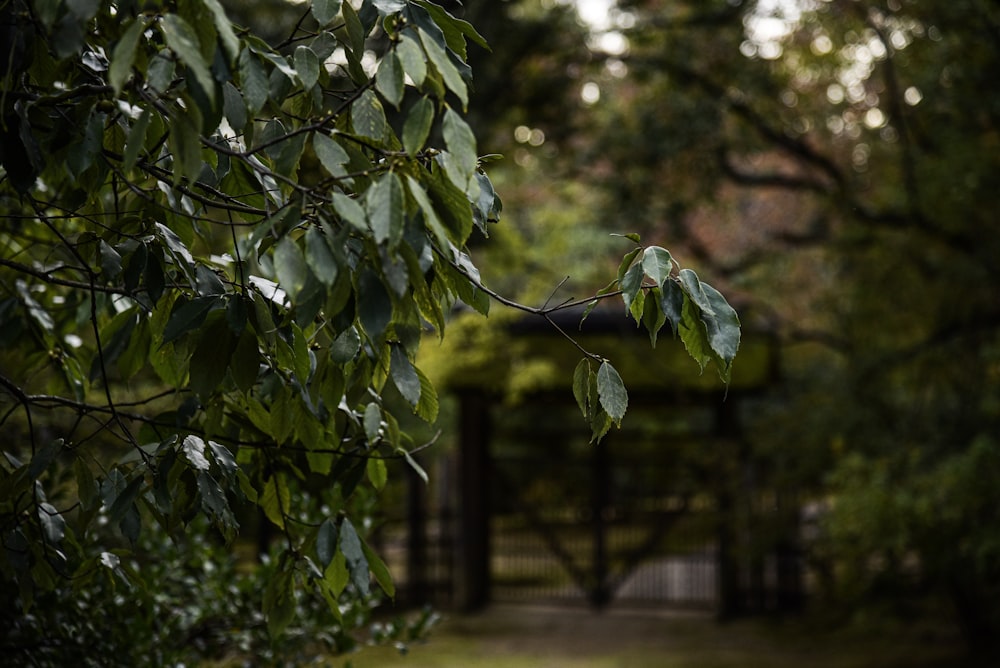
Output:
571,238,739,442
0,0,496,650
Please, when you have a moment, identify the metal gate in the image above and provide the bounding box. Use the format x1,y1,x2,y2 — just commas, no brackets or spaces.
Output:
488,400,720,609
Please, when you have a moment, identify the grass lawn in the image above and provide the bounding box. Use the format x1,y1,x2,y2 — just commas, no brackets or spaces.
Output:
345,604,973,668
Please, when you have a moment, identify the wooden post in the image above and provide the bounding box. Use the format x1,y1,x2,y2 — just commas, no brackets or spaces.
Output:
406,459,428,605
715,395,743,619
456,390,491,611
591,435,610,608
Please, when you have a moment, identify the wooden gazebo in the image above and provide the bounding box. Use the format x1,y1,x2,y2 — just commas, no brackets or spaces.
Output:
407,301,798,615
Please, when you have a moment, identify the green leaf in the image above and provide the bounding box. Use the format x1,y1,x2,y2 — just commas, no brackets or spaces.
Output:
273,237,309,302
642,286,667,348
162,295,220,344
325,550,349,597
473,170,499,235
168,113,204,184
366,457,387,491
403,96,434,156
351,89,387,141
620,261,644,317
65,109,105,180
316,518,338,568
678,269,740,381
247,397,271,434
596,361,628,426
660,279,685,337
446,253,490,315
289,321,312,383
15,280,53,333
700,280,741,379
150,336,187,387
271,390,296,446
110,17,146,94
313,133,350,178
98,240,123,279
641,246,674,288
373,0,406,13
254,47,298,82
405,175,449,250
237,469,258,503
74,457,99,512
122,108,151,172
616,247,641,283
589,408,614,444
229,325,260,392
196,471,235,537
188,313,237,399
226,297,247,338
182,435,211,471
376,51,404,108
331,326,361,363
294,45,321,90
200,0,240,63
414,0,489,55
678,293,713,373
245,204,293,251
428,161,474,245
363,402,382,443
361,539,395,598
101,468,127,513
357,268,392,339
341,0,366,55
312,0,341,26
443,107,477,183
148,50,176,94
107,473,144,526
414,366,439,423
38,503,65,543
261,474,289,529
222,82,247,130
390,344,421,406
254,118,288,160
366,172,404,247
397,34,427,87
208,440,238,477
305,227,339,287
195,265,225,296
239,49,269,115
678,269,713,315
418,27,467,108
298,399,330,461
339,519,370,596
28,439,64,480
160,14,215,107
61,355,87,402
572,358,591,419
332,192,368,232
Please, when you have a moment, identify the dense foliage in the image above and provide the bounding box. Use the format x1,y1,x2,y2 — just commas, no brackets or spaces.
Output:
0,0,739,662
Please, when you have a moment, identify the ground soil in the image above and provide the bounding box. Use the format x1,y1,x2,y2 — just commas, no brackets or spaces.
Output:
351,603,973,668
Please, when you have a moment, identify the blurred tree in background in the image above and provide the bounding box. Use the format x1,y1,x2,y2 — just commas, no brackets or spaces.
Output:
410,0,1000,655
549,0,1000,653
